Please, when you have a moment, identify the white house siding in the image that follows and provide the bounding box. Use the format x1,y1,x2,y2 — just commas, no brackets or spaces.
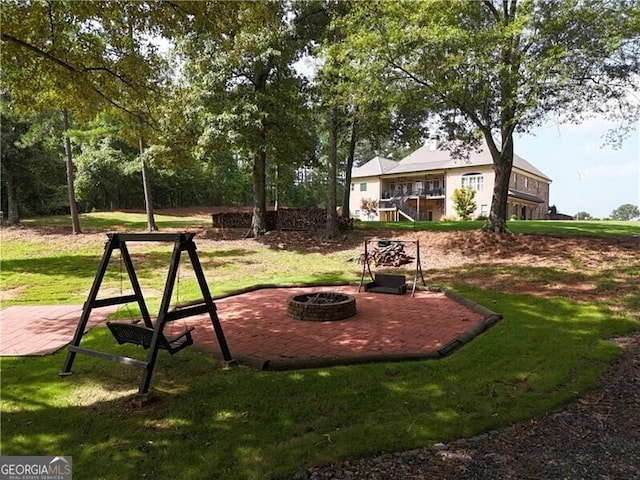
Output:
349,143,551,222
444,166,495,219
350,176,382,220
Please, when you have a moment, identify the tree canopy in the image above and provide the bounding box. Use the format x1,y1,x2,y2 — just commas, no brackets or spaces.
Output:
610,204,640,221
2,0,639,235
336,0,640,232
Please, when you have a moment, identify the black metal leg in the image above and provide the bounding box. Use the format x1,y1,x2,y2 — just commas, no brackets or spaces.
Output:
60,236,116,375
138,237,183,395
119,242,154,328
186,241,234,363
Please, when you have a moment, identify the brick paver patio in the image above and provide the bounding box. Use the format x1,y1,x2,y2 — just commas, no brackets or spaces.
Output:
1,285,499,370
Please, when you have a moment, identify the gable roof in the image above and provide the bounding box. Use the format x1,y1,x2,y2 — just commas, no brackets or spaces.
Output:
351,156,398,178
352,143,551,181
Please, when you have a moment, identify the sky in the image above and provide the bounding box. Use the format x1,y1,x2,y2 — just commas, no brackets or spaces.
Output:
514,118,639,219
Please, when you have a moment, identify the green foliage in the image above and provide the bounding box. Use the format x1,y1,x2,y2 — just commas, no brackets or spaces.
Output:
175,1,317,234
1,110,68,219
575,211,592,220
452,187,477,220
610,203,640,221
360,198,379,220
1,1,175,126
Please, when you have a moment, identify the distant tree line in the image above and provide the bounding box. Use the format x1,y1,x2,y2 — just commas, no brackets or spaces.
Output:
575,204,639,221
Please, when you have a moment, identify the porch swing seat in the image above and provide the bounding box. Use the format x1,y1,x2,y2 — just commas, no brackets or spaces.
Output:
107,322,194,355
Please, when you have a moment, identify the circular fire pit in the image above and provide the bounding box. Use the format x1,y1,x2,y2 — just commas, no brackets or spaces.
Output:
287,292,357,322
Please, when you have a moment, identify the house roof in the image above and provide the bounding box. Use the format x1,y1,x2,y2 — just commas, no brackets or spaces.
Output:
352,142,551,182
351,156,398,178
508,189,545,203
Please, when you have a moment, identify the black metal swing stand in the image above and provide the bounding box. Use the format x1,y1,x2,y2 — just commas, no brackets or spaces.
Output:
59,232,236,404
358,238,426,297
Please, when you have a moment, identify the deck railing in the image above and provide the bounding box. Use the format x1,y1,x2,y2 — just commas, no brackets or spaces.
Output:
381,187,444,199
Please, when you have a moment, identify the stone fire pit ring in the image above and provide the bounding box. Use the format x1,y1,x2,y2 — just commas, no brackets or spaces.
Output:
287,292,357,322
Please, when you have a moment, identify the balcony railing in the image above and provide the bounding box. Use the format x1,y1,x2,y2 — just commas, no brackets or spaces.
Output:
381,187,445,200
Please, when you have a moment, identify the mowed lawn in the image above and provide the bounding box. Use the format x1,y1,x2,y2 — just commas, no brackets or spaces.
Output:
1,212,638,480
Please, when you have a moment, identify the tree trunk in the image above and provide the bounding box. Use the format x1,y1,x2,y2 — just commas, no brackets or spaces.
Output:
483,5,520,234
251,146,268,236
4,163,20,225
274,164,279,211
139,133,157,232
62,109,81,234
483,134,514,233
341,112,357,221
326,107,339,237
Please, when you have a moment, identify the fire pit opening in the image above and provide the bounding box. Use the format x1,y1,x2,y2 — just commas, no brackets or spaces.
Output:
287,292,357,322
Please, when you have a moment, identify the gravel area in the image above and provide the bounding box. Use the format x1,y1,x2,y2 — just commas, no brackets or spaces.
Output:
289,330,640,480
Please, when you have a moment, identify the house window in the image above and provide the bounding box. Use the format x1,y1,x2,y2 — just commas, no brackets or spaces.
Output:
481,204,488,216
461,173,483,191
524,177,529,188
359,183,367,192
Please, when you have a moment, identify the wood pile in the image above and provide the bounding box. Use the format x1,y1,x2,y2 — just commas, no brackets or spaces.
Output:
363,242,414,267
212,211,277,229
276,208,326,231
212,208,352,231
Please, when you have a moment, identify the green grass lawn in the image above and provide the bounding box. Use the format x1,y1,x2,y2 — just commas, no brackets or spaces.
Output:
1,212,638,479
356,218,640,237
20,210,212,230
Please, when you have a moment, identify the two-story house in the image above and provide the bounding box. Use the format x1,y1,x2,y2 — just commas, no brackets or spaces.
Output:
349,142,551,222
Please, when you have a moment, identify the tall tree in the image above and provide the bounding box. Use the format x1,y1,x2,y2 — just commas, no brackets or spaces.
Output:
296,0,426,227
339,0,640,232
1,112,28,225
62,109,81,233
179,1,314,236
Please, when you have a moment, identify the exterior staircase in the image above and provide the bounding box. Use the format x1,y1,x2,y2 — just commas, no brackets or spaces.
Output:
392,197,419,221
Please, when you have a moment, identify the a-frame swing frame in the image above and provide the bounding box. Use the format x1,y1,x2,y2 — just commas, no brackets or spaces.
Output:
358,238,426,297
60,232,235,400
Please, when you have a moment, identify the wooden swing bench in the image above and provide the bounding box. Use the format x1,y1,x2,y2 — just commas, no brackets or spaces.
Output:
107,321,194,355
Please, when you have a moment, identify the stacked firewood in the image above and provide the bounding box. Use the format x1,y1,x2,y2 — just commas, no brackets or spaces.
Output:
276,208,326,231
212,208,353,231
363,242,414,267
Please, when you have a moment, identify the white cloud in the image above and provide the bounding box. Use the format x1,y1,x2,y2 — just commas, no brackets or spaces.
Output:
578,160,639,179
578,141,619,155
